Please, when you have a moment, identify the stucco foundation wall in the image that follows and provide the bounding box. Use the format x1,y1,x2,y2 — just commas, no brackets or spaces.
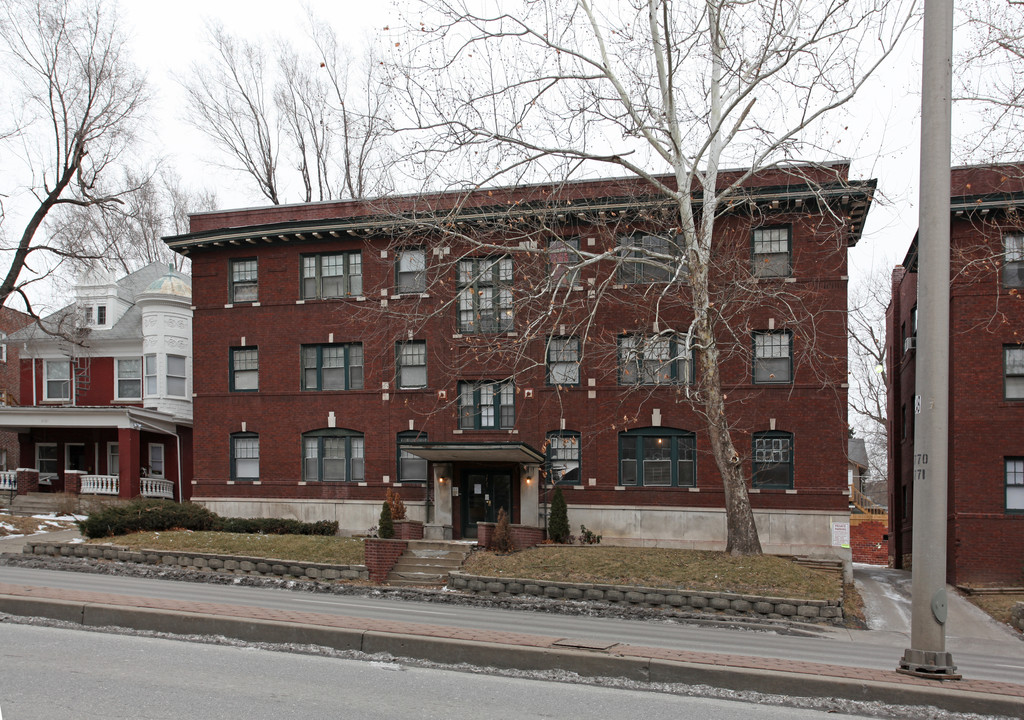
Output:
193,497,427,536
553,504,851,561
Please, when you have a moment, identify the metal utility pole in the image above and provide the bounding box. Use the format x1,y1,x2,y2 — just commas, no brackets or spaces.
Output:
898,0,959,679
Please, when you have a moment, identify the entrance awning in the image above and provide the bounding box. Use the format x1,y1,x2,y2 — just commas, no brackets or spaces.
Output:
399,441,545,464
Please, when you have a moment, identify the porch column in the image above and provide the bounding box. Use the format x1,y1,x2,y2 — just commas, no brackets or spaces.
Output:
118,426,141,499
520,463,540,528
425,462,453,540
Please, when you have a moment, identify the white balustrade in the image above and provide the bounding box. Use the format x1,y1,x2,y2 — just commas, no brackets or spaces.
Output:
80,474,119,496
141,476,174,499
0,470,16,491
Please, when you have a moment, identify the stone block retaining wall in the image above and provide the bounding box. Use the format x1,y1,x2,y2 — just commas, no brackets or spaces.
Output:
449,571,844,624
21,541,368,582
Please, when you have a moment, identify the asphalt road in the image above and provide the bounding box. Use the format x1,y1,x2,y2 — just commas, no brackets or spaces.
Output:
0,622,885,720
2,564,1022,685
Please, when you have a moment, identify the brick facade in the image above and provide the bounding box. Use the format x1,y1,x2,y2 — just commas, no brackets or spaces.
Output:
887,163,1024,586
850,516,888,565
172,164,871,555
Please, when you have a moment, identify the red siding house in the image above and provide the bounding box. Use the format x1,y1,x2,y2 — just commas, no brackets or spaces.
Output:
0,306,33,475
887,163,1024,586
168,163,872,559
0,263,194,503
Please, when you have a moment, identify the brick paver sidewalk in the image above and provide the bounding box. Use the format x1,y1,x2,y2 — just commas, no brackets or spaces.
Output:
2,581,1022,703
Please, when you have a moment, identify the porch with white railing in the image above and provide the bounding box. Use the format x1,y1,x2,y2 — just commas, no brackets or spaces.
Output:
0,470,16,491
140,476,174,499
80,474,119,495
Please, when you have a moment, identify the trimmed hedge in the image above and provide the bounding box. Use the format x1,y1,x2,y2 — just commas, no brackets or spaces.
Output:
77,500,338,539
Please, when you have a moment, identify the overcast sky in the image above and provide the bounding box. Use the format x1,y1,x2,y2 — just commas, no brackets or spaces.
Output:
0,0,911,305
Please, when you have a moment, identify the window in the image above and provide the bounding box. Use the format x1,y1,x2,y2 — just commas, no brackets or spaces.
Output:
618,334,693,385
753,331,792,384
458,381,515,429
753,431,794,488
457,257,513,333
116,358,142,400
397,341,427,389
549,238,580,287
618,428,696,487
167,355,187,396
231,433,259,481
752,226,792,278
1006,458,1024,512
96,306,107,325
36,444,58,478
547,431,581,485
547,337,580,385
144,355,157,396
107,442,119,476
44,360,71,401
301,344,363,391
148,444,165,478
230,347,258,391
396,248,426,294
0,331,7,362
230,259,258,302
1005,346,1024,400
397,430,428,483
302,429,364,482
1003,234,1024,288
618,234,684,283
301,252,362,299
82,306,93,325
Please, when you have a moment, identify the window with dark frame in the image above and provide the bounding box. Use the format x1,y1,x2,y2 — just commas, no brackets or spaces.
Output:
301,344,363,391
752,226,792,278
752,431,794,488
1005,345,1024,400
397,430,428,483
230,347,258,391
547,337,580,385
96,306,107,325
1003,234,1024,288
753,331,792,384
458,381,515,429
230,259,258,302
1006,457,1024,512
618,428,696,487
549,237,580,287
396,248,427,294
456,257,513,333
231,433,259,481
397,341,427,389
547,431,581,485
301,252,363,299
618,334,693,385
303,429,364,482
618,234,684,284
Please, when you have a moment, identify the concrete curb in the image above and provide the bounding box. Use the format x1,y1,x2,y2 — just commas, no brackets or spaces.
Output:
2,592,1021,718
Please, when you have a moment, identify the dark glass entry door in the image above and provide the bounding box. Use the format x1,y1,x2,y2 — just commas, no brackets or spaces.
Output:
461,470,512,539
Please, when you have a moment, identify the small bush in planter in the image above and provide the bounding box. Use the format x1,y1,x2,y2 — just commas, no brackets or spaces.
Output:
378,500,394,539
548,486,570,544
491,507,514,553
385,487,407,521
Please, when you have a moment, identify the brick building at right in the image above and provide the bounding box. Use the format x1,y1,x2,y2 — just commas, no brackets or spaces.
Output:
887,163,1024,586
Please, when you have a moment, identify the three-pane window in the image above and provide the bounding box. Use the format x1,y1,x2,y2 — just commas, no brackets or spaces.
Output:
397,341,427,389
303,430,364,482
618,429,696,487
231,347,259,391
301,252,362,299
753,331,792,384
752,227,791,277
231,259,258,302
457,257,513,333
458,381,515,429
618,234,684,283
619,334,692,385
301,344,363,391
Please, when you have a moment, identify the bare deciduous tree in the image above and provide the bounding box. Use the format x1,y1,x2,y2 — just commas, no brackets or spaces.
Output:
849,267,890,496
181,14,394,205
0,0,148,315
386,0,914,554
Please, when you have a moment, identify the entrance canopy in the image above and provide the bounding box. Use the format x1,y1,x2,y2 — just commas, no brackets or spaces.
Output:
399,441,545,464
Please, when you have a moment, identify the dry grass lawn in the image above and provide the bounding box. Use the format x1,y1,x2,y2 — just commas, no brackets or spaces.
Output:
464,546,840,601
90,531,365,565
964,593,1024,632
0,513,79,538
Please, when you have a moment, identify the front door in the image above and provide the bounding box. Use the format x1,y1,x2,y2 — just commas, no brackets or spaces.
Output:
461,470,513,539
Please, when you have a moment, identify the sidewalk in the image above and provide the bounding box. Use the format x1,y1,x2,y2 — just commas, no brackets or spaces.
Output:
0,580,1021,717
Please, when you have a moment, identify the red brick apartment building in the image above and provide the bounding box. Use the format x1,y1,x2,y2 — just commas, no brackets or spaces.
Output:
168,162,872,558
0,264,194,503
887,163,1024,586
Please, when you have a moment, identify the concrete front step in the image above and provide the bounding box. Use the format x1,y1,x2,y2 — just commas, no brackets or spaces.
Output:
385,540,474,586
9,493,63,516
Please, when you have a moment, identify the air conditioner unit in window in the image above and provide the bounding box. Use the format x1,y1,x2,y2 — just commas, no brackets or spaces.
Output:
904,337,916,353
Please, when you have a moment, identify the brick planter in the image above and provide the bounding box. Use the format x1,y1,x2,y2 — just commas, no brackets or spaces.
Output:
394,520,424,541
364,538,409,583
477,522,544,550
448,571,844,625
16,469,39,495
